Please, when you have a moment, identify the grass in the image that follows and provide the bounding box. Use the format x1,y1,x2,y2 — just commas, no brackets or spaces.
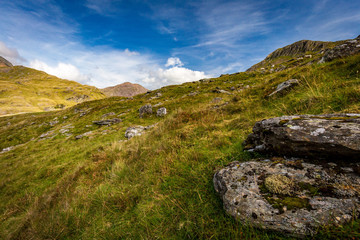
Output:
0,53,360,239
0,66,105,116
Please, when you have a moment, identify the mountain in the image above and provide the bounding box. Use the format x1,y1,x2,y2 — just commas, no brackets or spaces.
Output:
246,35,360,72
0,59,105,116
102,82,148,97
0,36,359,239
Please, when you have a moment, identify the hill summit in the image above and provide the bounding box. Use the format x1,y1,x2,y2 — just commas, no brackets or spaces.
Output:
102,82,148,97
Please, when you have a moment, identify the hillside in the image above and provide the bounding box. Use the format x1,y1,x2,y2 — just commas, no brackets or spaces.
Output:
0,36,359,239
102,82,148,97
0,63,105,116
246,36,360,73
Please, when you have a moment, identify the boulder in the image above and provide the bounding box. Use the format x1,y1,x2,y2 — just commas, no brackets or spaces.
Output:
244,114,360,161
157,107,167,117
268,79,299,97
214,159,360,236
139,104,153,118
93,118,122,126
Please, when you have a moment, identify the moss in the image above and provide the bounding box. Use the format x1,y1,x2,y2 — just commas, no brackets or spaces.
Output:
298,182,319,196
266,196,312,211
265,174,295,196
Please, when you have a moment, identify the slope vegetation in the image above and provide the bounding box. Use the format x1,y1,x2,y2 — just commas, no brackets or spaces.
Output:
0,40,359,239
0,65,105,116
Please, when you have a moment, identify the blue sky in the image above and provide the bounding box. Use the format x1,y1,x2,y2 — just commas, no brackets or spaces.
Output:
0,0,359,89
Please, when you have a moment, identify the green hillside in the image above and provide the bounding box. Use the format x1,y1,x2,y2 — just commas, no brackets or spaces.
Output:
0,66,105,116
0,44,359,239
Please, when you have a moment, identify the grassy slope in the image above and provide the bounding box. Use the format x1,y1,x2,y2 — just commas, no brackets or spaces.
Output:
0,55,360,239
0,66,105,116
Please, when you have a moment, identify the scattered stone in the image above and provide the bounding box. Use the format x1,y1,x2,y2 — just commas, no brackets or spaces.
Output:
93,118,122,126
139,104,153,118
75,131,92,140
268,79,299,97
154,102,163,107
244,113,360,161
63,116,68,119
1,146,14,153
157,107,167,117
125,124,157,139
125,126,145,139
214,160,360,236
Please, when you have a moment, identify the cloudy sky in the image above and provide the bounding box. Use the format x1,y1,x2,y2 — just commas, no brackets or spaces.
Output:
0,0,359,89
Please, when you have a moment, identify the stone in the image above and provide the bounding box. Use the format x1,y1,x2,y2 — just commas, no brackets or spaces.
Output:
125,126,145,139
157,107,167,117
101,112,115,119
268,79,299,97
212,97,222,103
244,113,360,161
214,160,360,236
139,104,153,118
93,118,122,126
1,146,14,153
75,131,92,140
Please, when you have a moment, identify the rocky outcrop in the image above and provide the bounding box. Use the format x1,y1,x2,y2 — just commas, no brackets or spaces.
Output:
214,160,360,236
215,113,360,236
0,56,13,68
320,39,360,62
102,82,148,97
244,114,360,161
268,79,299,97
139,104,153,118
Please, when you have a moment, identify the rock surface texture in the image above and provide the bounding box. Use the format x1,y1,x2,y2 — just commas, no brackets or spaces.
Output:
214,160,360,236
268,79,299,97
215,113,360,236
244,114,360,161
157,107,167,117
321,39,360,62
139,104,153,118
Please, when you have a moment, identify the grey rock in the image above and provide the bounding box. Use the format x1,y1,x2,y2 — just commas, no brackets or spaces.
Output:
321,40,360,62
1,146,14,153
268,79,299,97
101,112,115,119
93,118,122,126
212,97,222,103
139,104,153,118
157,107,167,117
75,131,92,140
125,126,145,139
244,114,360,161
214,160,360,236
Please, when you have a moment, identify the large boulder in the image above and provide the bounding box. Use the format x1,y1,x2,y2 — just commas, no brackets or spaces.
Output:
139,104,153,118
125,126,145,139
244,114,360,161
214,159,360,236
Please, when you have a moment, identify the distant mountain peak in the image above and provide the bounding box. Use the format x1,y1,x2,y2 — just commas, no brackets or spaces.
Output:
0,56,13,68
102,82,148,97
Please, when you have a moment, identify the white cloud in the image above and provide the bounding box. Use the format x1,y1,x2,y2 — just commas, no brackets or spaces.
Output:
0,41,25,64
143,66,209,88
29,60,89,83
165,57,183,67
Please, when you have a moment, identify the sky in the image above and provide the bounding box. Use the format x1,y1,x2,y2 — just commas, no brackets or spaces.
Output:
0,0,359,90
